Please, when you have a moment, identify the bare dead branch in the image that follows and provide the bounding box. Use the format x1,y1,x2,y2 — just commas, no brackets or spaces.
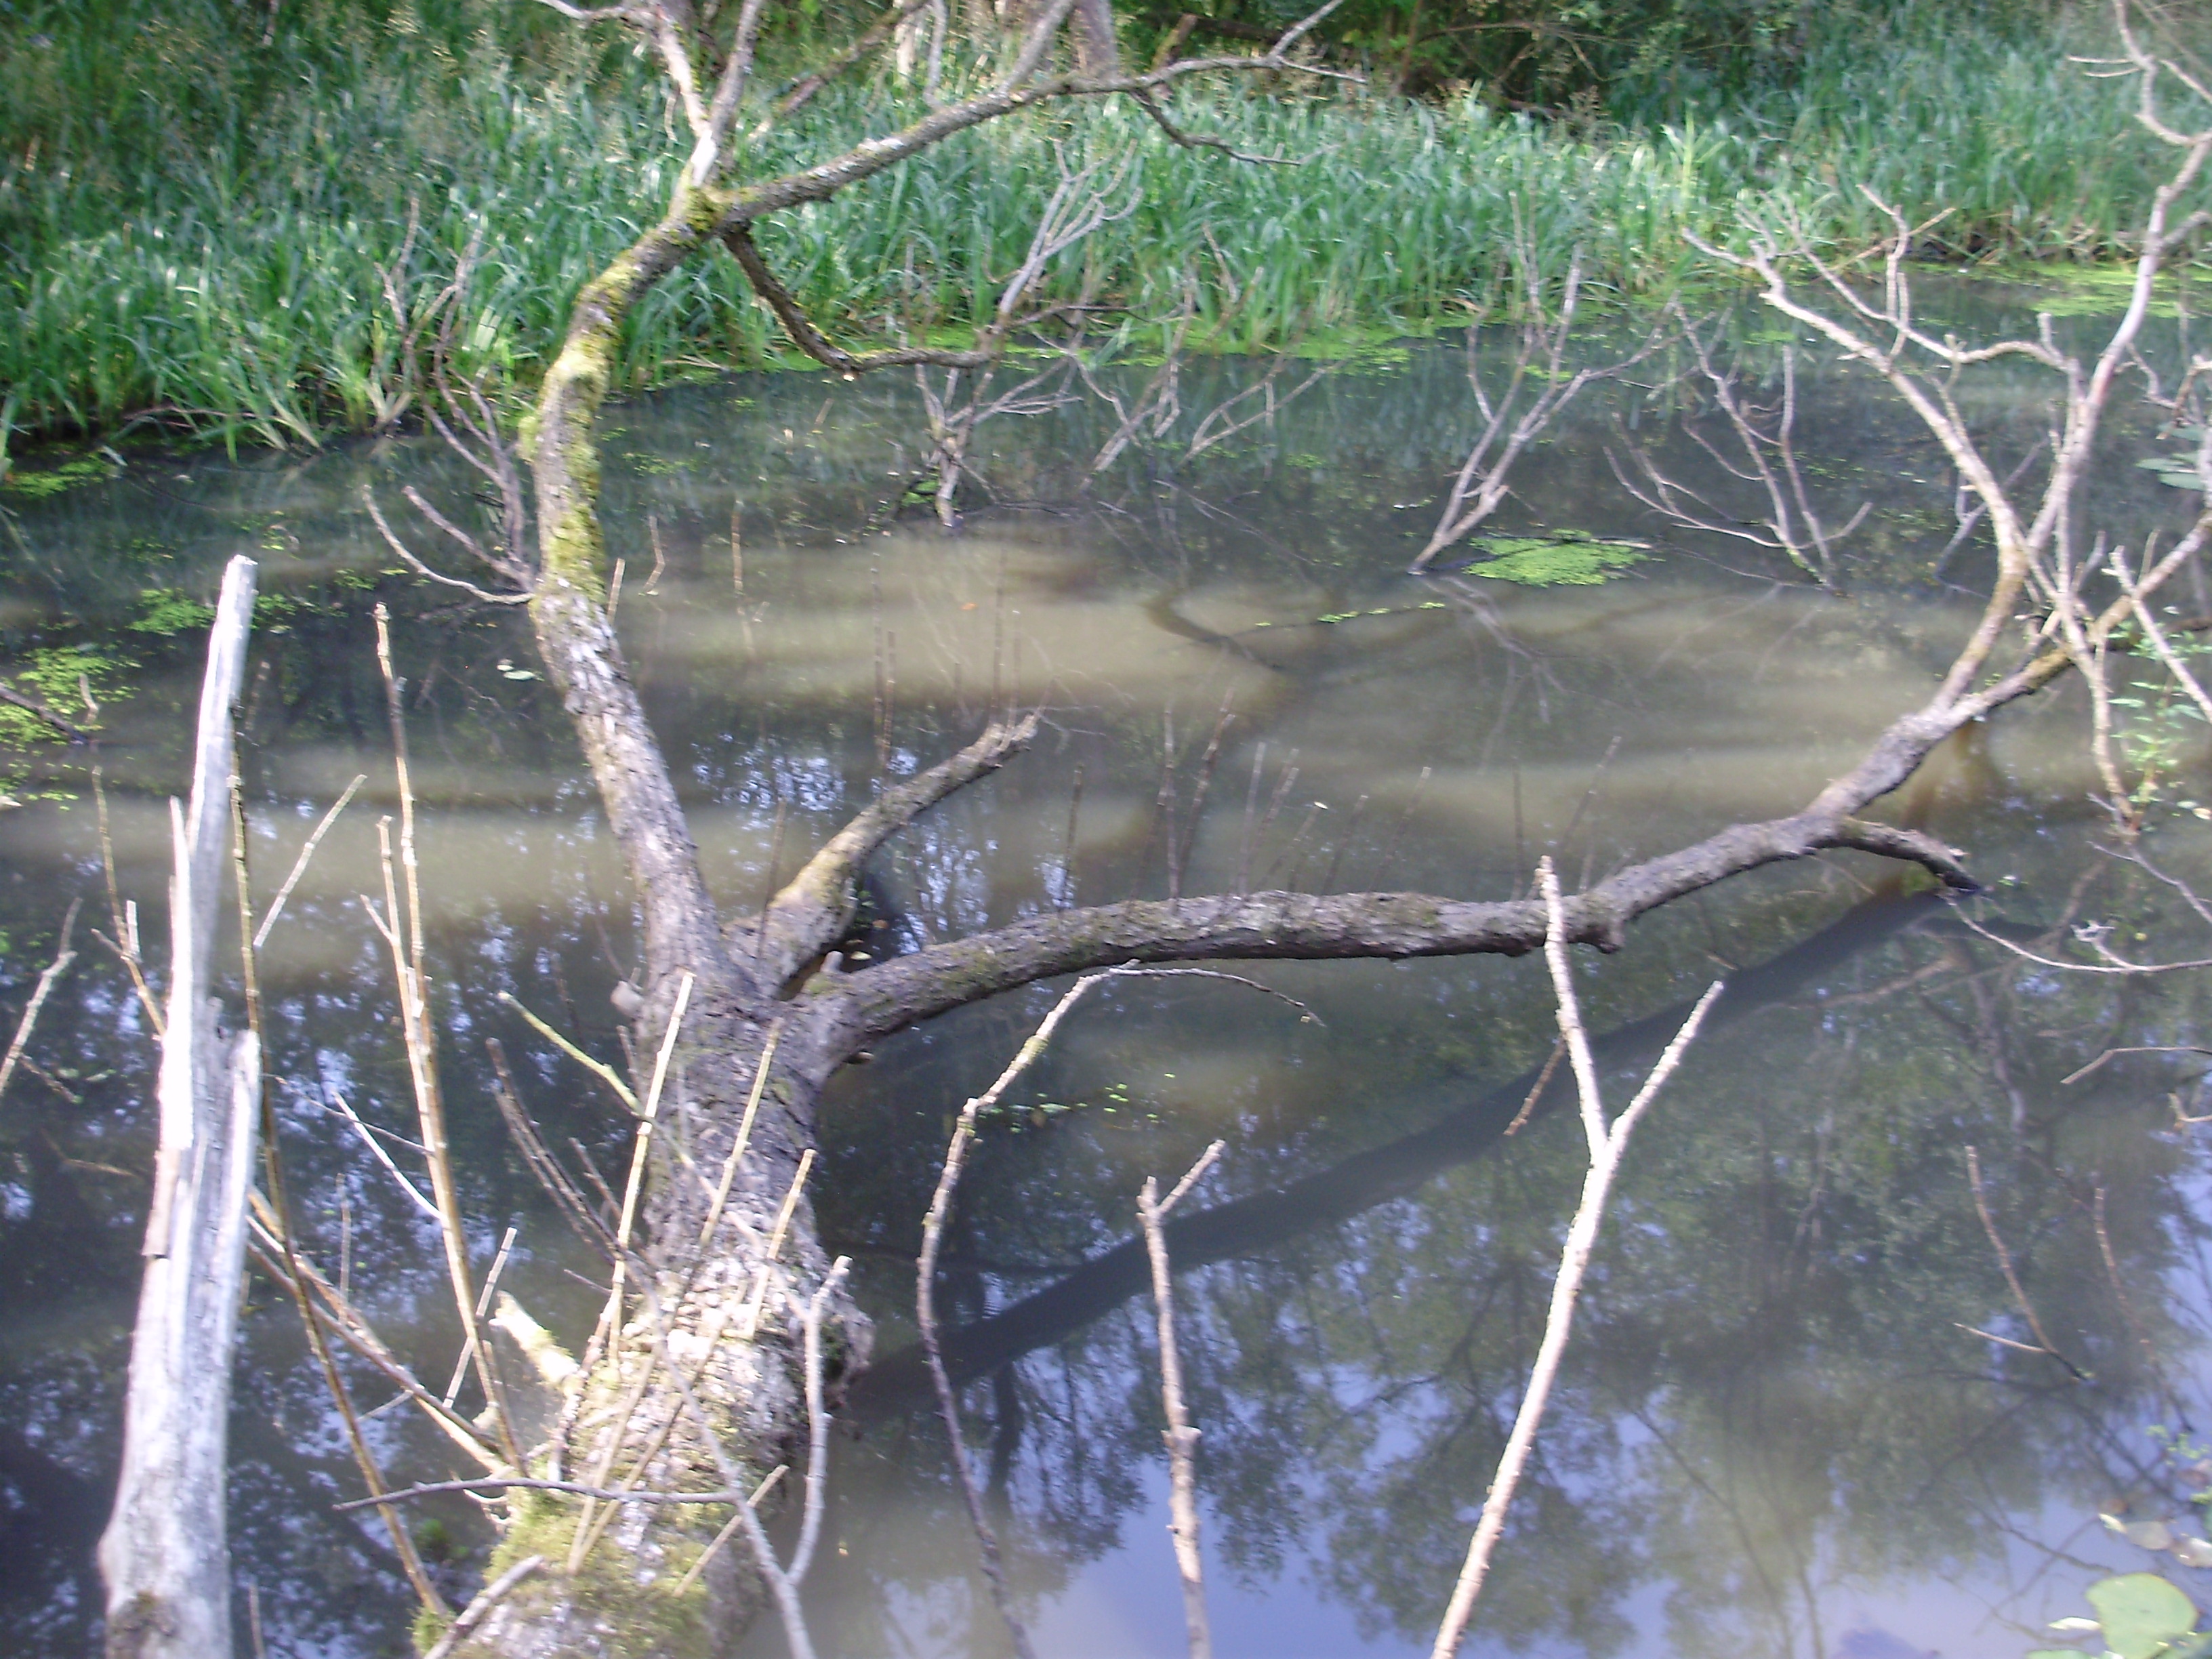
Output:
325,1090,437,1221
1411,251,1666,573
337,1477,739,1511
362,487,531,606
0,898,77,1109
1611,321,1865,586
723,225,999,375
253,774,366,950
372,607,525,1469
487,1040,619,1260
1430,860,1720,1658
1130,87,1300,163
419,1557,545,1659
497,990,640,1111
819,804,1968,1052
245,1201,504,1466
751,715,1038,987
1139,1139,1227,1659
2062,1044,2212,1086
1963,1145,2087,1379
94,770,164,1038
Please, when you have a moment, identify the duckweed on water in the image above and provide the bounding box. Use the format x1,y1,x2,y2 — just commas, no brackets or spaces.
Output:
1458,533,1651,586
0,457,121,500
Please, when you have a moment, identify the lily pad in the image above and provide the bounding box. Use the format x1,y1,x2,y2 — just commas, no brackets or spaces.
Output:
2087,1572,2199,1659
2118,1519,2180,1553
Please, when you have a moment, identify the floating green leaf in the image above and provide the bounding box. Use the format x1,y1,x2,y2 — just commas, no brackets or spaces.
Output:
2136,455,2205,491
2087,1572,2198,1659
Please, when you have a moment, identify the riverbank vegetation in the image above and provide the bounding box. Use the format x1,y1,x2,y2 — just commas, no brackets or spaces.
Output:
0,0,2185,451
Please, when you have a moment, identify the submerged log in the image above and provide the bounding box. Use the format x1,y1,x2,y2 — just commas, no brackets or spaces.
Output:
99,556,261,1659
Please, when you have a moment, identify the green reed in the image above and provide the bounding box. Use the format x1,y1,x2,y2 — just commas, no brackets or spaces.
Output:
0,0,2188,447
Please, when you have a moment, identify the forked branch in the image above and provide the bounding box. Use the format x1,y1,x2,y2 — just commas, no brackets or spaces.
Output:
1429,861,1721,1658
751,714,1039,988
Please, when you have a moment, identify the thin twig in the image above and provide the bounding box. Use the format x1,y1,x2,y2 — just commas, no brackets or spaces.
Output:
0,898,79,1108
737,1147,816,1340
420,1557,545,1659
258,1114,452,1618
443,1225,520,1410
672,1466,789,1595
1502,1039,1565,1138
374,605,524,1467
253,774,367,949
1963,1145,2087,1379
498,991,640,1111
327,1090,438,1220
93,770,163,1036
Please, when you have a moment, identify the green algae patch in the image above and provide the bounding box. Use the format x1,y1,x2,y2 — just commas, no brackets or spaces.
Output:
1968,257,2205,320
129,590,216,636
2,455,122,500
1457,531,1650,586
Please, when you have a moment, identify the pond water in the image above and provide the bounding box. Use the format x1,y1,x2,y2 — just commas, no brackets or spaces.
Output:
9,302,2212,1659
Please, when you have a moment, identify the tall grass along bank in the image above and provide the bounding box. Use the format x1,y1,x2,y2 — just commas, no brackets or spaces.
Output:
0,1,2188,450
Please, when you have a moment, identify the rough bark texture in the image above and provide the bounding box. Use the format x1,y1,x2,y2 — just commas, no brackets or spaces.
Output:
100,558,262,1659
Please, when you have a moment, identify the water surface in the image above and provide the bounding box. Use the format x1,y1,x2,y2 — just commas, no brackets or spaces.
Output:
6,312,2212,1659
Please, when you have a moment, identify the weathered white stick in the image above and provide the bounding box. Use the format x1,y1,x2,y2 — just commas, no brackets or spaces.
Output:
99,555,262,1659
1140,1139,1227,1659
1429,859,1721,1659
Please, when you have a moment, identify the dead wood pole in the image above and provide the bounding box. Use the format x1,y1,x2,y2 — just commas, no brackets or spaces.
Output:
1139,1139,1227,1659
98,554,264,1659
1428,859,1721,1659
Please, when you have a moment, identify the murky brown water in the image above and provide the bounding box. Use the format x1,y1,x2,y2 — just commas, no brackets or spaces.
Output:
8,312,2212,1658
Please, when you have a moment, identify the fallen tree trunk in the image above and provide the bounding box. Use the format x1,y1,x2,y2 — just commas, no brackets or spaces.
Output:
393,7,2212,1652
99,556,261,1659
